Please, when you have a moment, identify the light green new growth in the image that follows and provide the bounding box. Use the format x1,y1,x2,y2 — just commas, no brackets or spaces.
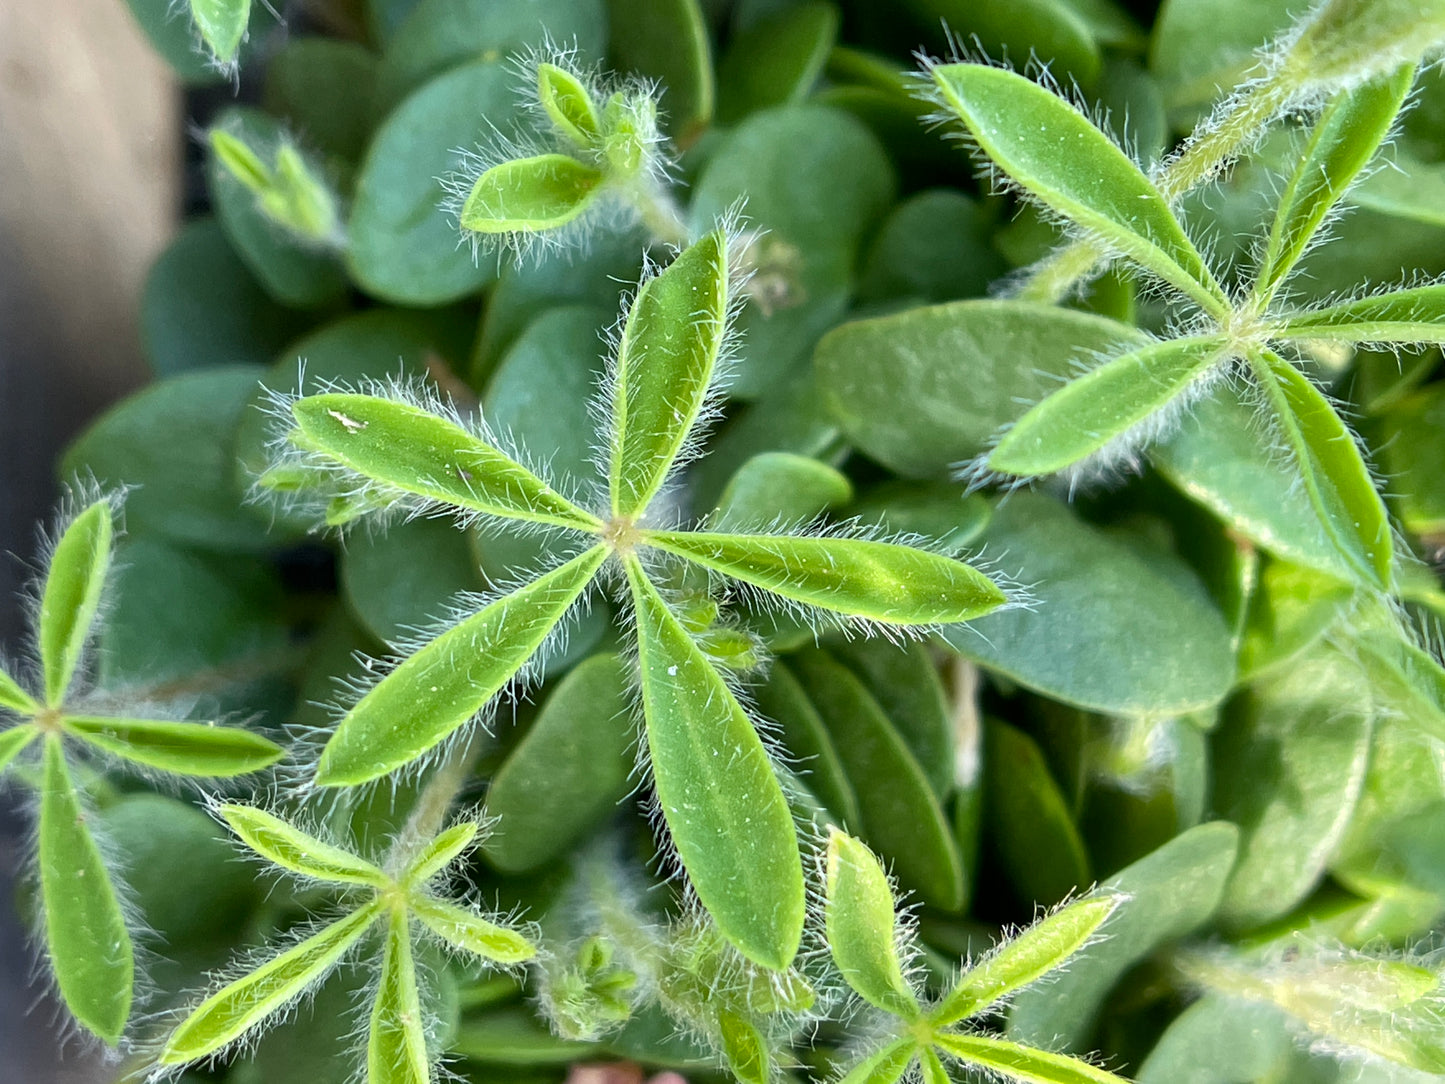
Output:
269,229,1006,969
0,495,284,1044
189,0,249,66
455,50,687,256
161,807,535,1074
821,831,1127,1084
209,128,343,248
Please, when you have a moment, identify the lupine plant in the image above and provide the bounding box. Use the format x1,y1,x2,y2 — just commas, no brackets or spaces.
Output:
12,0,1445,1081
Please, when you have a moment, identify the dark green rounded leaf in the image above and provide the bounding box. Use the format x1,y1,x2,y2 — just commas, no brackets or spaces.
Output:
348,62,514,305
483,653,635,872
943,494,1236,715
817,300,1148,477
62,368,275,552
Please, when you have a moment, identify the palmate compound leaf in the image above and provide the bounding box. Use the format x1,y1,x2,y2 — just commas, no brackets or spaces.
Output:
644,530,1005,626
315,545,608,786
459,154,606,234
38,735,133,1044
931,896,1120,1027
161,902,382,1064
824,830,922,1018
1255,64,1415,297
932,1033,1130,1084
929,63,1227,316
288,392,601,532
609,229,731,519
39,498,112,707
62,717,283,777
369,910,430,1084
1246,349,1394,590
987,336,1230,477
625,558,805,971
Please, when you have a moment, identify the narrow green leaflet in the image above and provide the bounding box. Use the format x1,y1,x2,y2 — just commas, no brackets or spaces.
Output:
1007,823,1240,1050
0,668,35,714
410,896,536,963
929,63,1226,314
0,725,37,771
162,903,380,1064
988,337,1227,476
626,561,804,970
38,736,132,1043
1248,350,1394,589
932,896,1119,1026
290,394,600,531
316,546,607,786
837,1039,916,1084
369,911,430,1084
919,1047,950,1084
1276,284,1445,345
403,822,478,886
1256,65,1415,295
609,230,730,518
537,63,601,146
824,831,920,1018
933,1033,1129,1084
39,500,112,707
719,1010,770,1084
219,805,388,887
190,0,251,64
646,531,1005,626
63,717,283,777
459,155,604,234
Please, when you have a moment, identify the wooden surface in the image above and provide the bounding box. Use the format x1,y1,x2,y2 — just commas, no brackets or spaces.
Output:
0,0,180,1077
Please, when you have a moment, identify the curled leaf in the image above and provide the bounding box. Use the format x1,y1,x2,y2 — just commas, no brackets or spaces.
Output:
411,896,536,964
932,895,1120,1026
537,63,602,147
460,154,605,234
219,804,388,887
162,903,381,1064
369,910,431,1084
987,337,1228,477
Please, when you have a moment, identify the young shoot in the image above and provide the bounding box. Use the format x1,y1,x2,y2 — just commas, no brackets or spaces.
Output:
260,228,1008,972
154,807,534,1082
926,57,1431,593
0,492,283,1044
